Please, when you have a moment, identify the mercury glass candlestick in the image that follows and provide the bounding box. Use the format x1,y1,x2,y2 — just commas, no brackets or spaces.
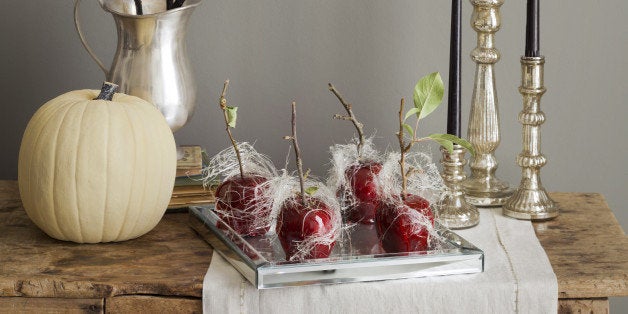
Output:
438,145,479,229
503,56,558,220
462,0,513,206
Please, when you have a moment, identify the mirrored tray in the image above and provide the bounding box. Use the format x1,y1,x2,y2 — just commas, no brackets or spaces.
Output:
189,205,483,289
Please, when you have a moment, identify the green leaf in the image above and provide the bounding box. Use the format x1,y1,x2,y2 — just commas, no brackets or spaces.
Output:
429,135,454,154
454,138,475,157
304,186,318,196
404,107,421,121
427,133,476,157
402,123,414,138
413,72,444,120
225,106,238,128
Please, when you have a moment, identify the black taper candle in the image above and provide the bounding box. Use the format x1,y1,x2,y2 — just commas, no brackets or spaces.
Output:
447,0,462,137
134,0,143,15
525,0,540,57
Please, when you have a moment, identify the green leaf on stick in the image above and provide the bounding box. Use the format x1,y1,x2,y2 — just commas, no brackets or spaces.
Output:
413,72,444,120
428,133,476,157
404,107,421,121
226,106,238,128
304,186,318,196
402,123,414,138
429,134,454,154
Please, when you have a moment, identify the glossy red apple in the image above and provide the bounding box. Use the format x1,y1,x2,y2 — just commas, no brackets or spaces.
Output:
344,161,383,224
376,194,434,253
276,195,336,261
215,174,271,236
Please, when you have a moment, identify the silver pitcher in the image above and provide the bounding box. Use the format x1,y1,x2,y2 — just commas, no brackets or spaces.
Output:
74,0,201,132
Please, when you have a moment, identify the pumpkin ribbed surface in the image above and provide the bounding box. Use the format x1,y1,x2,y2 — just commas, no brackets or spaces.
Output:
18,89,177,243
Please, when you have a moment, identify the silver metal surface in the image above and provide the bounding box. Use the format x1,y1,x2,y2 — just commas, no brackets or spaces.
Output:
503,56,559,220
462,0,513,206
74,0,201,132
438,145,479,229
189,206,484,289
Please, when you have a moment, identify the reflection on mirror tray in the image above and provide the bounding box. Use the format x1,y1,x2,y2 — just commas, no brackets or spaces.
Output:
189,205,484,289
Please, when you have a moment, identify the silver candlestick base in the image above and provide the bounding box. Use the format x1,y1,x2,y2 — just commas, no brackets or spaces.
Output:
462,0,513,207
438,145,479,229
503,56,559,220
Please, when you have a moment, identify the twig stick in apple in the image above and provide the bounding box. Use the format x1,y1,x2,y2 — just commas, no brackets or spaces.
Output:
397,98,412,198
219,80,245,179
328,83,365,157
284,102,307,206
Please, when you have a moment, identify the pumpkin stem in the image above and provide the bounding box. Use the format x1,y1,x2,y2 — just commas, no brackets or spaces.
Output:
94,82,119,101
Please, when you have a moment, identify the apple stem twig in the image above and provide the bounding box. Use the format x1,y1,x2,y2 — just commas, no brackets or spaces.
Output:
397,98,413,198
219,80,245,179
284,102,307,206
328,83,365,157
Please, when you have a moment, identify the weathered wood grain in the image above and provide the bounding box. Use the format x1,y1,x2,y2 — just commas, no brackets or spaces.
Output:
534,193,628,299
0,297,102,313
0,181,213,299
558,298,609,314
106,295,201,313
0,181,21,210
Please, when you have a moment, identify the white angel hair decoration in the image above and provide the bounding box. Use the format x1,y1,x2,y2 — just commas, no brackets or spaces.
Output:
202,142,279,237
327,138,384,225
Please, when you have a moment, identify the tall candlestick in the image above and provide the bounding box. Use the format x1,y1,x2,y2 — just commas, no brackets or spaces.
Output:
462,0,513,207
503,56,558,220
447,0,462,137
504,1,556,219
525,0,540,57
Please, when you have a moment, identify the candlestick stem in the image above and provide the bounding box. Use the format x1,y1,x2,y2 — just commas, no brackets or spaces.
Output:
438,145,479,229
503,56,558,220
462,0,513,207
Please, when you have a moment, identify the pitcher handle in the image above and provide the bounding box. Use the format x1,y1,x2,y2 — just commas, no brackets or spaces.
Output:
74,0,109,76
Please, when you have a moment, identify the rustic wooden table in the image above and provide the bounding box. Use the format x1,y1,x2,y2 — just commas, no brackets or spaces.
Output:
0,180,626,313
535,192,627,313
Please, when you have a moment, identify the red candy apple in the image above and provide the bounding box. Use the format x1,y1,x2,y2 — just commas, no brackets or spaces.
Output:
278,101,338,261
376,194,434,253
344,161,383,224
211,81,275,237
215,174,271,236
276,195,336,261
327,84,385,224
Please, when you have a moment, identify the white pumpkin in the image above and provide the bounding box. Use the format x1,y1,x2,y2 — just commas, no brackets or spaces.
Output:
18,83,177,243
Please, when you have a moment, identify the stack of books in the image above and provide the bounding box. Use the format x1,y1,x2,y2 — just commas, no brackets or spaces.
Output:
168,145,216,210
175,145,203,179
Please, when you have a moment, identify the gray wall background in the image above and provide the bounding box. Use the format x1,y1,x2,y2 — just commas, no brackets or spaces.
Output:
1,0,626,310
